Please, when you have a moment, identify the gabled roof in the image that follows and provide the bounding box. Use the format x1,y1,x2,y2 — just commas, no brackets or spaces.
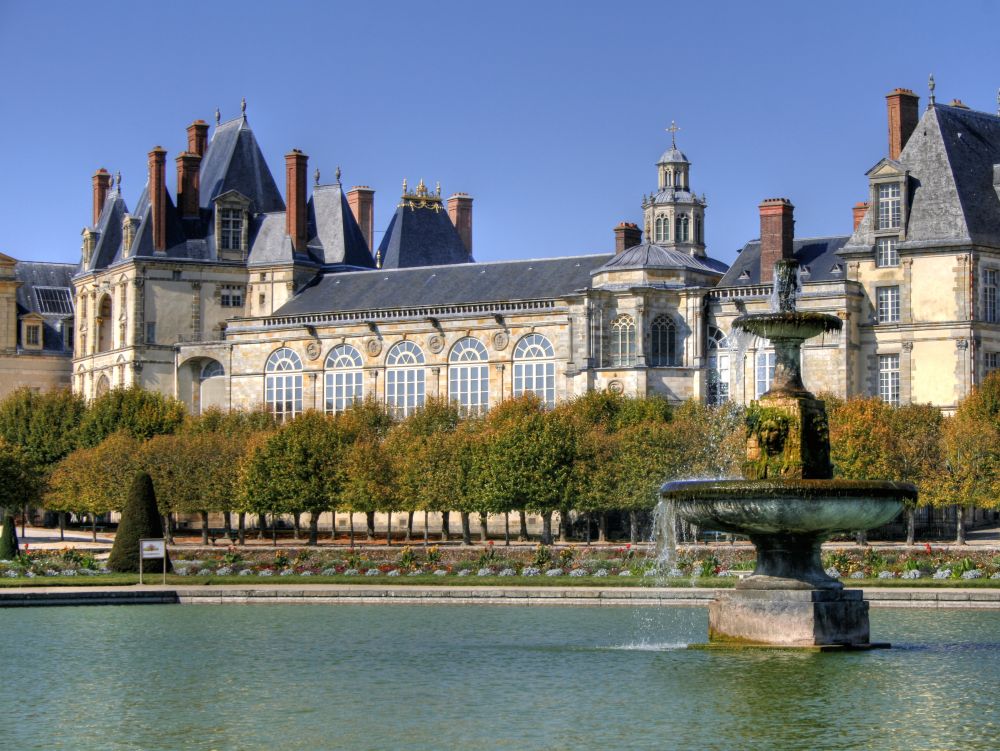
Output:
377,203,470,269
272,254,611,318
199,117,284,214
718,236,849,287
14,260,75,353
307,184,375,268
85,188,128,272
594,243,728,275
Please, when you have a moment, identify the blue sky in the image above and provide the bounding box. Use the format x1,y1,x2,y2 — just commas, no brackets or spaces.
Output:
2,0,999,267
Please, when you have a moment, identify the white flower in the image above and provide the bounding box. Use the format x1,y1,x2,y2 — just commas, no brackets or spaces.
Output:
593,569,608,577
197,568,213,576
433,569,449,576
962,569,983,580
216,567,233,576
877,571,895,579
545,568,563,577
386,569,400,577
258,569,274,577
901,569,922,579
498,568,516,577
618,570,632,577
824,567,841,579
321,568,338,576
569,569,588,577
365,568,380,576
476,567,495,577
457,569,472,577
932,569,952,579
849,571,865,579
238,569,253,576
343,568,359,576
522,567,541,577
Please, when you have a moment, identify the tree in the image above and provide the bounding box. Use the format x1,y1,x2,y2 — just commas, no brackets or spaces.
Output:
338,399,395,543
107,472,171,573
77,386,185,447
0,513,18,559
0,438,38,516
888,403,943,544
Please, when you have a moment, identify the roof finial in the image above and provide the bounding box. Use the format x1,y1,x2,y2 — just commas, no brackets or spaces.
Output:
435,181,441,196
115,171,121,191
402,178,408,195
241,97,247,117
215,107,220,125
335,165,342,185
314,168,320,186
667,120,681,149
928,74,936,108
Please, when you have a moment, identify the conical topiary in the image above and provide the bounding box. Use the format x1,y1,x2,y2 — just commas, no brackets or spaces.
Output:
0,513,18,560
107,472,171,573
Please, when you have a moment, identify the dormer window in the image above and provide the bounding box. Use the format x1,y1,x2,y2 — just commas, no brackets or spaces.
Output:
877,183,901,229
25,323,41,347
219,208,244,251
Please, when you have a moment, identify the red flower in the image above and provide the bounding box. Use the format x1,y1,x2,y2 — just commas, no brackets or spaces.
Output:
924,543,932,554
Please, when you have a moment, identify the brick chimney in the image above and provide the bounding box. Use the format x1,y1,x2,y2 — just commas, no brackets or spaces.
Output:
447,193,474,254
175,152,202,219
285,150,308,252
187,119,209,157
614,222,642,253
759,198,795,283
148,147,167,253
886,88,919,160
852,201,870,231
347,186,375,251
92,168,112,226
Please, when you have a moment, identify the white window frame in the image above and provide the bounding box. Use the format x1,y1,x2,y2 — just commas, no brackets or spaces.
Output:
878,353,900,406
265,347,303,422
513,334,555,407
219,208,244,251
448,338,489,415
650,314,677,367
876,237,899,268
385,341,425,418
324,344,364,414
985,269,999,323
877,183,901,230
877,286,900,324
755,350,776,399
707,326,730,406
610,314,636,367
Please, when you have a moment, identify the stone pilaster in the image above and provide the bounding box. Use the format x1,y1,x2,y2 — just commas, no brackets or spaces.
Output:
132,277,145,346
901,340,914,404
635,302,647,367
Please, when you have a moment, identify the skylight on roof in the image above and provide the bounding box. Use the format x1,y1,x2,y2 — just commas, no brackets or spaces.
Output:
34,287,73,315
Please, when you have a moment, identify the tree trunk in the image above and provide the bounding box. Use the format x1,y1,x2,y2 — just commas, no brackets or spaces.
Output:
479,513,489,543
440,510,450,542
906,506,916,546
423,510,429,548
238,512,246,546
21,504,27,538
257,513,266,539
365,511,375,541
504,512,510,546
349,514,355,548
223,511,232,540
585,512,592,546
629,510,638,544
956,505,967,545
460,512,472,545
58,512,65,542
386,511,393,547
559,508,570,543
308,513,319,546
271,515,277,546
518,510,529,542
542,511,553,545
855,530,867,546
200,511,209,545
91,514,97,543
168,513,176,545
292,512,301,540
163,515,173,545
598,512,608,543
406,511,414,542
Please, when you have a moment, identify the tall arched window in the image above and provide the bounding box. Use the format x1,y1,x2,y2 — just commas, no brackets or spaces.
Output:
695,216,703,244
654,216,668,244
95,373,110,398
385,341,425,418
675,214,690,243
449,338,489,415
96,294,112,353
325,344,364,414
265,347,302,422
650,315,678,367
610,314,636,367
707,326,730,406
513,334,555,407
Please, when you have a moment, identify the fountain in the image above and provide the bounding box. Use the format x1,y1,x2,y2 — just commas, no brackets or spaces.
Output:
661,259,915,649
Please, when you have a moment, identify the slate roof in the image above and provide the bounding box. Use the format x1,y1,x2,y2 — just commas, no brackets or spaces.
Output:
595,243,729,275
272,254,612,318
199,117,284,213
718,236,850,287
658,146,689,164
14,261,76,353
377,203,470,269
648,188,703,206
85,188,128,272
843,103,1000,252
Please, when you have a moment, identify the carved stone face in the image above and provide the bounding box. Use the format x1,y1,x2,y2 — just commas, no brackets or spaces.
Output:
759,418,786,457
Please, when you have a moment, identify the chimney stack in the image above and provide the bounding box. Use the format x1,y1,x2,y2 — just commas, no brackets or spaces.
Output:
176,152,202,219
187,119,209,157
852,202,870,231
447,193,474,255
759,198,795,283
347,186,375,251
285,149,308,252
92,168,112,226
148,147,167,253
886,88,919,160
614,221,642,253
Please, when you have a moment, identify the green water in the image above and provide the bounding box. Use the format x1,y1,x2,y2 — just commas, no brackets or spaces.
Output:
4,604,999,751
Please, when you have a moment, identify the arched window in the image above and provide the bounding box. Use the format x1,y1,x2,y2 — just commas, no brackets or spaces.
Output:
707,326,730,405
513,334,555,407
265,348,302,422
96,294,112,353
449,338,489,415
650,315,678,367
610,314,636,367
675,214,690,243
654,216,668,244
325,344,364,414
385,341,425,418
201,360,224,379
95,373,110,398
695,216,703,244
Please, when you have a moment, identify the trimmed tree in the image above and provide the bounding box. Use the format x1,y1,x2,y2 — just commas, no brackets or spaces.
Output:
107,472,171,573
0,513,18,559
78,386,185,447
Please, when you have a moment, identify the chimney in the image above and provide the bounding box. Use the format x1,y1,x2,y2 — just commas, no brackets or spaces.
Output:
347,185,375,251
949,99,970,110
285,149,308,252
148,146,167,253
759,198,795,283
92,168,112,226
852,201,870,231
175,152,202,219
187,119,209,157
447,193,474,254
886,88,919,160
614,221,642,253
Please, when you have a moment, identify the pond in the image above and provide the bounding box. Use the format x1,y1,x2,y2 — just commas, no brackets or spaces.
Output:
4,604,998,750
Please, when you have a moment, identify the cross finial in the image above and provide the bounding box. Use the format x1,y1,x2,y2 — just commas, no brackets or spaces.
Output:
335,165,341,184
666,120,681,148
928,74,936,107
241,97,247,116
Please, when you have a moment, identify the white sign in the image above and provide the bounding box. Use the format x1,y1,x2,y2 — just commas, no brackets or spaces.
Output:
140,539,166,559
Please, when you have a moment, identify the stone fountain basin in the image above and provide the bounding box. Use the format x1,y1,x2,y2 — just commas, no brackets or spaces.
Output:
733,312,842,341
660,479,913,535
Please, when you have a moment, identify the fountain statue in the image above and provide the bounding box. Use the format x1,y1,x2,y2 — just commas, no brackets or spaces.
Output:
661,258,915,649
